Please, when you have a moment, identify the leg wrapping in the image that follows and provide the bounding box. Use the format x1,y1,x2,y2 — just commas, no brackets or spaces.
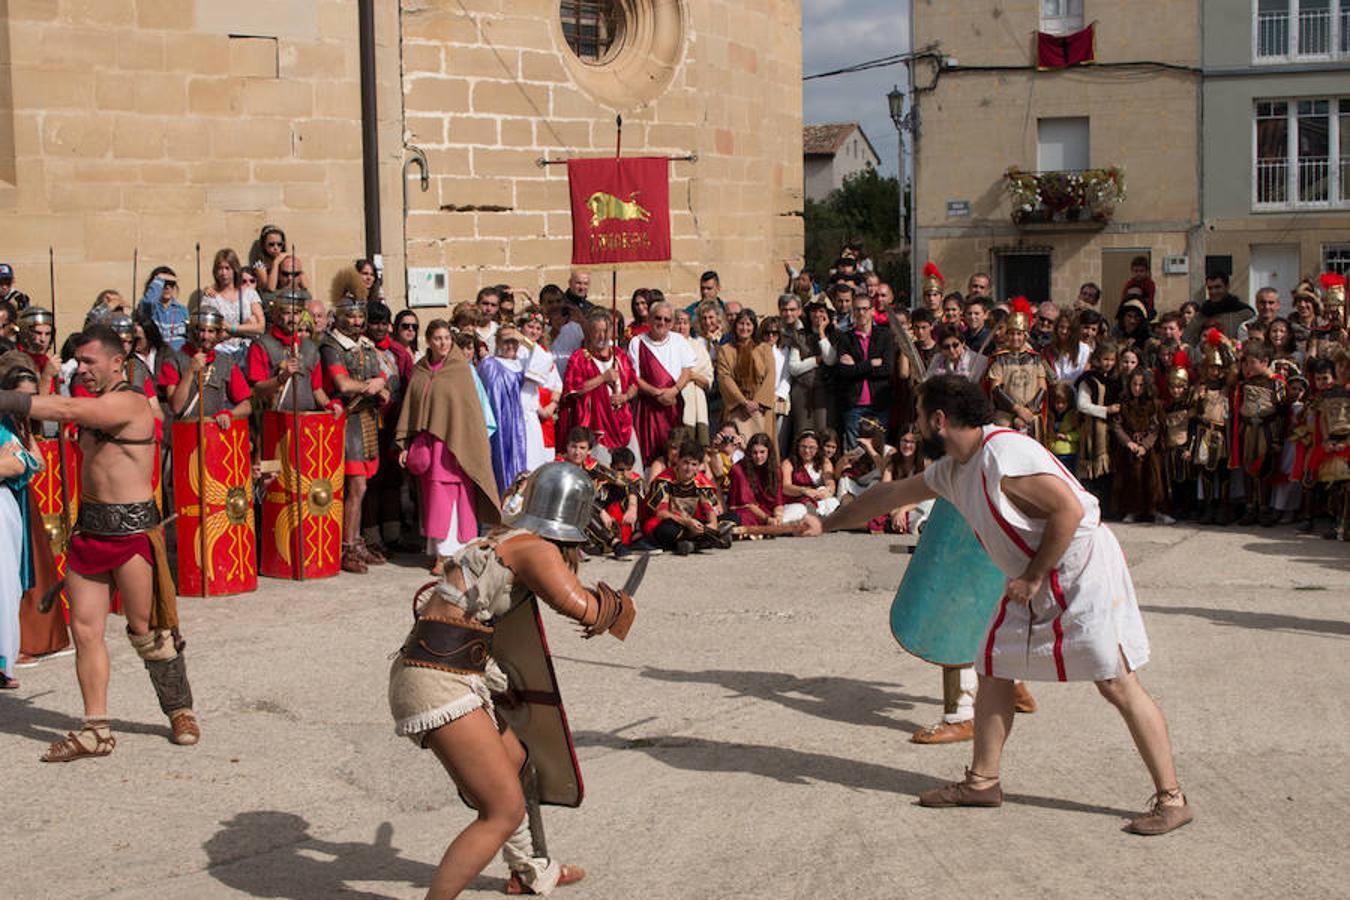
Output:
129,630,194,716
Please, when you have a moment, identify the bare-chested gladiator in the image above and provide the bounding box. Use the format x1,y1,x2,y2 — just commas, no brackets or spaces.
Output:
0,325,200,761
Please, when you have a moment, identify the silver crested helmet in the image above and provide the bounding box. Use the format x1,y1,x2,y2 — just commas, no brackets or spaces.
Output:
508,462,595,544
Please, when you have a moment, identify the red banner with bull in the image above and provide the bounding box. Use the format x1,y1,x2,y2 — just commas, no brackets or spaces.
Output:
567,156,671,265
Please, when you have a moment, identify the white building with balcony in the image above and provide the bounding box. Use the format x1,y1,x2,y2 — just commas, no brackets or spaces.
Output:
1203,0,1350,304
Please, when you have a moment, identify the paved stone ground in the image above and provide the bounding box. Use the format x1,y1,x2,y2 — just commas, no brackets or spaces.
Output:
3,523,1347,899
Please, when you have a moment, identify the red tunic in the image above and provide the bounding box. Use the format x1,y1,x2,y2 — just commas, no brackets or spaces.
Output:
633,340,684,466
728,464,784,526
560,349,636,450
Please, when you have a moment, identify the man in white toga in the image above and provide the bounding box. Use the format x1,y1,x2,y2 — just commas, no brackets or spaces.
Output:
805,374,1193,836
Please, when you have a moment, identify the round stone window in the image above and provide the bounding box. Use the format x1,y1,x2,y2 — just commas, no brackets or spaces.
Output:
557,0,686,110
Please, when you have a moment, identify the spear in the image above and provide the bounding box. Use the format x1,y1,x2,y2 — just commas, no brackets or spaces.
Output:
291,244,306,581
131,247,139,309
50,247,71,550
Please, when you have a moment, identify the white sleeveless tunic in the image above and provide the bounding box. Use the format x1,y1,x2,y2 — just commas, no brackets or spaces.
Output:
922,426,1150,682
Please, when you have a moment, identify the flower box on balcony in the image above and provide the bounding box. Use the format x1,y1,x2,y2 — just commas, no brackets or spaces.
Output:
1005,166,1125,229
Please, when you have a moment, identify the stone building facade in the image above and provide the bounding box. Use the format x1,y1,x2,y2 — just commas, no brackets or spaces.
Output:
0,0,802,336
909,0,1201,317
1199,0,1350,308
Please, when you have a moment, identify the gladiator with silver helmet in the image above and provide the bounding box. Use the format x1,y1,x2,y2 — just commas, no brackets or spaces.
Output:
161,307,252,421
248,287,323,411
103,311,155,397
387,461,638,894
319,294,385,470
16,305,56,359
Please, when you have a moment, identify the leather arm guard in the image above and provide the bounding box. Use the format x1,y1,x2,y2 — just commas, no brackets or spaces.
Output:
496,533,636,640
497,532,597,624
586,582,636,641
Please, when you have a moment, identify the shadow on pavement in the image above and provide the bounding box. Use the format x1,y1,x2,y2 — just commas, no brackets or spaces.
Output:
203,812,453,899
574,730,1137,819
0,691,169,746
574,729,942,794
1140,604,1350,637
638,666,938,732
1239,536,1350,571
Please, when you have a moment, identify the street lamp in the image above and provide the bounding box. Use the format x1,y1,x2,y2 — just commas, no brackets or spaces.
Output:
887,85,907,261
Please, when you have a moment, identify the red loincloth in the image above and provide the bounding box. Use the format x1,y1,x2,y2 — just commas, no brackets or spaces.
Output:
67,532,153,576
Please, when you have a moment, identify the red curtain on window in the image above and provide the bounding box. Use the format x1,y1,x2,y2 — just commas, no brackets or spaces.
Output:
1037,23,1095,69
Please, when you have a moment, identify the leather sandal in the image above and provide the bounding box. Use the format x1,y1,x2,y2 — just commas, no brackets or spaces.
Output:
918,768,1003,807
41,727,116,763
170,711,201,746
360,539,388,565
1013,681,1037,714
342,544,368,574
910,720,974,744
1125,788,1194,835
504,864,586,895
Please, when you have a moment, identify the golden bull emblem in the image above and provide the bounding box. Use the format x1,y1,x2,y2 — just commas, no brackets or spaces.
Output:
586,191,651,228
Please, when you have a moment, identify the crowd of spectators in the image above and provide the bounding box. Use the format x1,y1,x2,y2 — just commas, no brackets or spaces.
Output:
2,236,1349,684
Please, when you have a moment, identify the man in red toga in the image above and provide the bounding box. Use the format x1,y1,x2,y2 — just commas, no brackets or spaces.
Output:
560,309,640,470
628,299,694,466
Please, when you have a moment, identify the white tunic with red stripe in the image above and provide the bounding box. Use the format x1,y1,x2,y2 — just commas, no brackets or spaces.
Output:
922,426,1150,682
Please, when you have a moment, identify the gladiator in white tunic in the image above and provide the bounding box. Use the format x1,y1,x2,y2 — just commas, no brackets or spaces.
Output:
922,426,1150,682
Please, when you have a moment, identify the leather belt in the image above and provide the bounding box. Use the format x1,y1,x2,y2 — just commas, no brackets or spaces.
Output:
75,499,161,536
398,615,494,676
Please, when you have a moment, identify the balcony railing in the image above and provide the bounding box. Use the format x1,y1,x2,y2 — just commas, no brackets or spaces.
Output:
1256,158,1289,204
1257,6,1348,59
1299,7,1333,53
1258,11,1290,56
1256,155,1350,207
1004,166,1125,227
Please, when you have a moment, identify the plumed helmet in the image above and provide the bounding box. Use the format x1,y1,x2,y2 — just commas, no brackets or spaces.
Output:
189,307,226,330
1200,328,1233,369
1007,296,1034,333
921,261,944,294
333,293,365,335
107,312,134,341
1166,349,1191,388
18,305,54,331
1320,272,1346,319
507,462,595,544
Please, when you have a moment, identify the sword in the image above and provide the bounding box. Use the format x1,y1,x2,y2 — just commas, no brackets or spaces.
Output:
620,550,650,597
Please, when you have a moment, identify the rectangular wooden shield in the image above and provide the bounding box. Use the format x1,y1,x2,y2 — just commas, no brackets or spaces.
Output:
492,596,585,808
33,439,83,622
172,419,257,597
260,410,345,580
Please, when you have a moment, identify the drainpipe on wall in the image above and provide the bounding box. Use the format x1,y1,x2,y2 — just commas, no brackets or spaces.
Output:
1192,0,1206,302
358,0,382,269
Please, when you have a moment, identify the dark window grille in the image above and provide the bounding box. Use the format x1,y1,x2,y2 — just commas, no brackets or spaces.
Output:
561,0,622,61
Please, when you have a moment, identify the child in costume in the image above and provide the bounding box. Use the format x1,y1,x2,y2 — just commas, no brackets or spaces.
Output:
1233,340,1287,527
1159,351,1197,520
1191,329,1237,525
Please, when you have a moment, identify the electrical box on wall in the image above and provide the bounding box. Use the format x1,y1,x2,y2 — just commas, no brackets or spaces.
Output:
407,268,449,308
1161,256,1189,275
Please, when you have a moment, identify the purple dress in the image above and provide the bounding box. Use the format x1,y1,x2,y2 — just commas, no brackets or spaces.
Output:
478,356,528,497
